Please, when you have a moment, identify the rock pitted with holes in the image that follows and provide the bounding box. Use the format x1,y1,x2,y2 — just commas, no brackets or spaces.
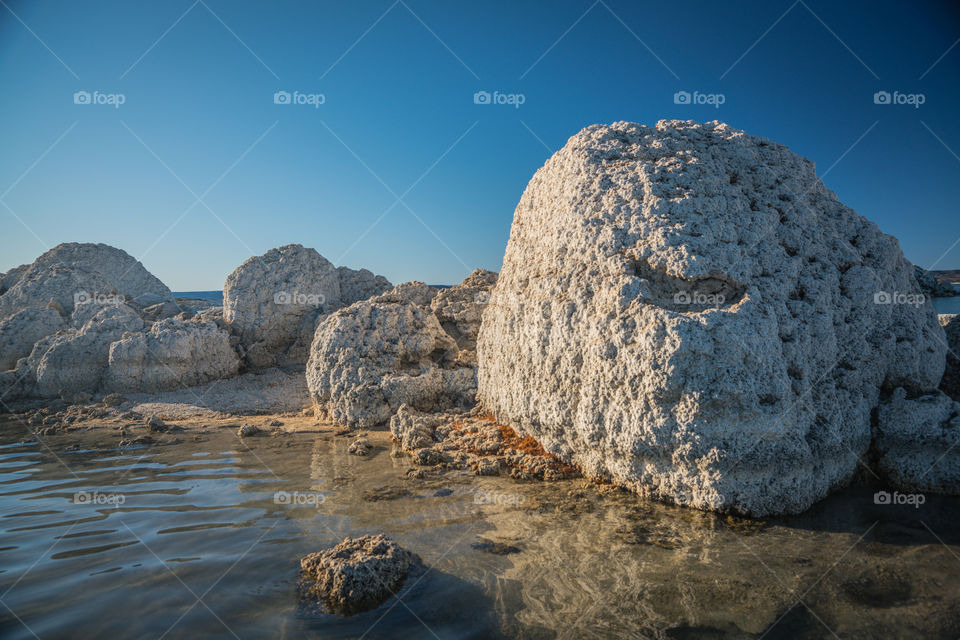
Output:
477,119,949,516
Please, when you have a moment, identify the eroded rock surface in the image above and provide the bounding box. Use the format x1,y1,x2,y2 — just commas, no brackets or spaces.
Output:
223,245,391,369
105,318,239,393
0,243,172,320
477,120,949,516
307,274,496,429
940,314,960,401
299,535,420,615
0,306,64,371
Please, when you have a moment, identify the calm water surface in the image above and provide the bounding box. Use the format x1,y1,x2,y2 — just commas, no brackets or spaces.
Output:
1,421,959,639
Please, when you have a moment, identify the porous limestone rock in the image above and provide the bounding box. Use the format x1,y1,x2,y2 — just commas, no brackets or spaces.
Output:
430,269,498,365
0,306,64,371
29,303,144,398
105,318,239,393
337,266,392,306
224,245,393,370
0,243,172,320
0,264,28,295
874,388,960,494
477,119,948,516
299,535,420,615
940,314,959,401
307,274,496,429
307,283,468,428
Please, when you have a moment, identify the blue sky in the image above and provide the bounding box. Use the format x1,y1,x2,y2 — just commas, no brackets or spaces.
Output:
1,0,959,290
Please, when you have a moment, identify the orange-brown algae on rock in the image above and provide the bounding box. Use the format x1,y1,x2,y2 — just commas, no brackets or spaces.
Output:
388,404,580,481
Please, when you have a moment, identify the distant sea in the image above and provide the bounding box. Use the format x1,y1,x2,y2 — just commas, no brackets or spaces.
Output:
173,291,224,304
933,284,960,315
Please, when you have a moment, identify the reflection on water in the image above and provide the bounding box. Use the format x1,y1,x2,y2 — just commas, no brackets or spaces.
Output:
1,421,959,639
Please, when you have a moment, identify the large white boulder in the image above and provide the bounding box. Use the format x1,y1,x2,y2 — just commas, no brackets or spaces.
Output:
477,120,948,516
0,243,172,320
0,306,64,371
306,276,493,428
223,245,391,369
105,317,240,393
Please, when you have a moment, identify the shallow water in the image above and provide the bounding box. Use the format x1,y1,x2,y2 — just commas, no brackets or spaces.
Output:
1,422,959,639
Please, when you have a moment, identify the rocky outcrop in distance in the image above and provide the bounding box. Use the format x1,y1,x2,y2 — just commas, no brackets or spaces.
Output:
0,242,392,406
476,119,957,516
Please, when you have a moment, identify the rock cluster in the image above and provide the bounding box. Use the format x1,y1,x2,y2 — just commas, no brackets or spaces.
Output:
305,271,497,428
477,120,955,516
299,535,420,615
223,244,390,369
1,242,389,405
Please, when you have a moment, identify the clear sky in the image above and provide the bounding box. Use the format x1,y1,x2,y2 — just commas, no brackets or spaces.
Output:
1,0,958,290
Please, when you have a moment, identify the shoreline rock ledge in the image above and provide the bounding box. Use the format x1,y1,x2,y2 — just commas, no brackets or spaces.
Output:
477,119,958,516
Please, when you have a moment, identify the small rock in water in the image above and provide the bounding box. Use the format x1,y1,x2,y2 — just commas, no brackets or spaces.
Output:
269,419,283,427
299,534,420,615
146,415,166,432
471,540,522,555
348,437,371,456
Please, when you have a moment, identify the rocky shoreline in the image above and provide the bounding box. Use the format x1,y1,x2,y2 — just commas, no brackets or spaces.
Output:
3,120,960,534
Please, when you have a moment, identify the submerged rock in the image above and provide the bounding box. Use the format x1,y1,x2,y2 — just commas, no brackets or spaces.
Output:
306,275,495,429
299,535,420,615
477,120,950,516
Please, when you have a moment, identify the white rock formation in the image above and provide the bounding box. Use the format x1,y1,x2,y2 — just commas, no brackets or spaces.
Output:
0,306,64,371
29,303,144,398
0,243,172,320
224,245,390,369
430,269,498,365
105,317,239,393
477,120,949,516
306,275,494,428
874,388,960,494
337,266,392,306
